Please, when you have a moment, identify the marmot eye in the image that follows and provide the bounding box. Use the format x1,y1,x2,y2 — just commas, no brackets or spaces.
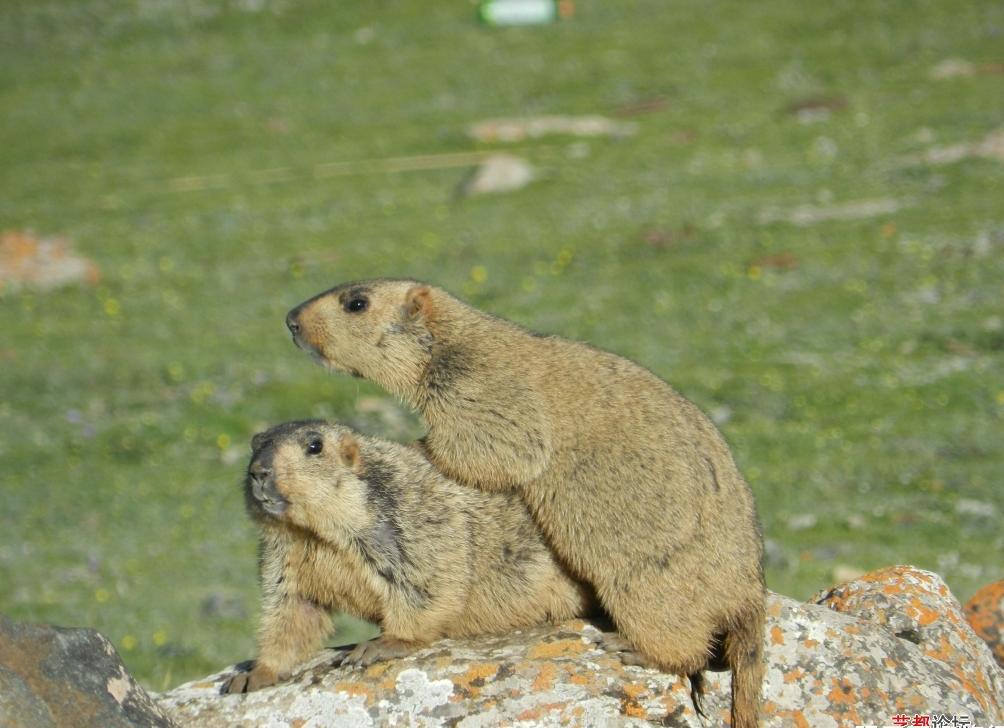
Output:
306,438,323,455
344,297,368,313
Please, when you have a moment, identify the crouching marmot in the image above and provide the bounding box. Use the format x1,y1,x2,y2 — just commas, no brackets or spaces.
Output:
222,420,592,694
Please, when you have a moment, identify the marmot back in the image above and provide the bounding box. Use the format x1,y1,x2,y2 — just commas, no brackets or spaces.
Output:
286,280,766,727
223,419,591,693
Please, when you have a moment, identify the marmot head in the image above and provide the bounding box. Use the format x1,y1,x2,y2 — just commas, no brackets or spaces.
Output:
285,279,439,399
245,421,373,539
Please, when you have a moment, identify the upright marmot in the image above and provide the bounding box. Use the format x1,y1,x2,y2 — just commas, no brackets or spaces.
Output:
222,420,592,694
286,280,765,727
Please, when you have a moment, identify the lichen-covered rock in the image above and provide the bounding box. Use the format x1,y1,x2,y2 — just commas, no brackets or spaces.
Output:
158,566,1003,727
0,230,100,293
0,614,176,728
813,565,1004,720
965,579,1004,670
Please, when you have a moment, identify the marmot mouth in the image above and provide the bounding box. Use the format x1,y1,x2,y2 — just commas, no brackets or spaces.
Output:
257,497,288,518
294,336,333,368
249,477,290,518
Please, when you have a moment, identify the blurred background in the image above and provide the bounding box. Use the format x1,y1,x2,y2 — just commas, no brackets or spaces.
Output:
1,0,1002,691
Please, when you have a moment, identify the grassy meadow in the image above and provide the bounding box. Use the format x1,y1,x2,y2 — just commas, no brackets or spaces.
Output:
1,0,1002,689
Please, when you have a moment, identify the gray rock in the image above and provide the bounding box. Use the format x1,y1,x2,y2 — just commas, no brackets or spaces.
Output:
157,566,1003,727
457,154,535,196
0,614,176,728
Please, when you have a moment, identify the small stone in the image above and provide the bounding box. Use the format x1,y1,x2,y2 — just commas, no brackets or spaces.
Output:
955,498,996,519
786,512,818,531
709,405,732,425
844,513,866,530
930,58,975,79
904,127,1004,167
458,154,535,197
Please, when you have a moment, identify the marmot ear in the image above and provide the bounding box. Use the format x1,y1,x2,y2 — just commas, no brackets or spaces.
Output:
404,285,433,321
338,434,363,473
251,432,267,451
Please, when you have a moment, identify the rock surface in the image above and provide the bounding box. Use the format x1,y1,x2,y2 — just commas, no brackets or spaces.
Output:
157,566,1004,727
965,579,1004,670
812,565,1004,722
0,614,176,728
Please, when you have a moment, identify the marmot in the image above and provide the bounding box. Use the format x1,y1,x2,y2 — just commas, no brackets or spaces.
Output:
222,420,593,694
286,280,766,727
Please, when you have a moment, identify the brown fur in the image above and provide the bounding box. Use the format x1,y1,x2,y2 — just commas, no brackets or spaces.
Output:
287,280,766,727
222,420,593,694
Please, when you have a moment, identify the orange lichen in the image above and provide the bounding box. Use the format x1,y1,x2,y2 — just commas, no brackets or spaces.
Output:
784,668,804,684
773,709,811,728
922,634,955,663
951,665,993,713
622,682,647,699
827,678,858,707
364,663,391,679
908,598,941,626
334,681,374,703
618,683,648,718
532,662,557,692
527,639,586,660
517,702,568,721
964,580,1004,668
452,662,499,698
771,625,785,645
622,701,647,719
826,679,863,723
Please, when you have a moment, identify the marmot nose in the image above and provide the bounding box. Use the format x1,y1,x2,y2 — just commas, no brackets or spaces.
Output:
285,310,300,334
250,463,271,481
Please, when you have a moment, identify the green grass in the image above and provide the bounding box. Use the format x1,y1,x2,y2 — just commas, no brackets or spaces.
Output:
2,0,1002,690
